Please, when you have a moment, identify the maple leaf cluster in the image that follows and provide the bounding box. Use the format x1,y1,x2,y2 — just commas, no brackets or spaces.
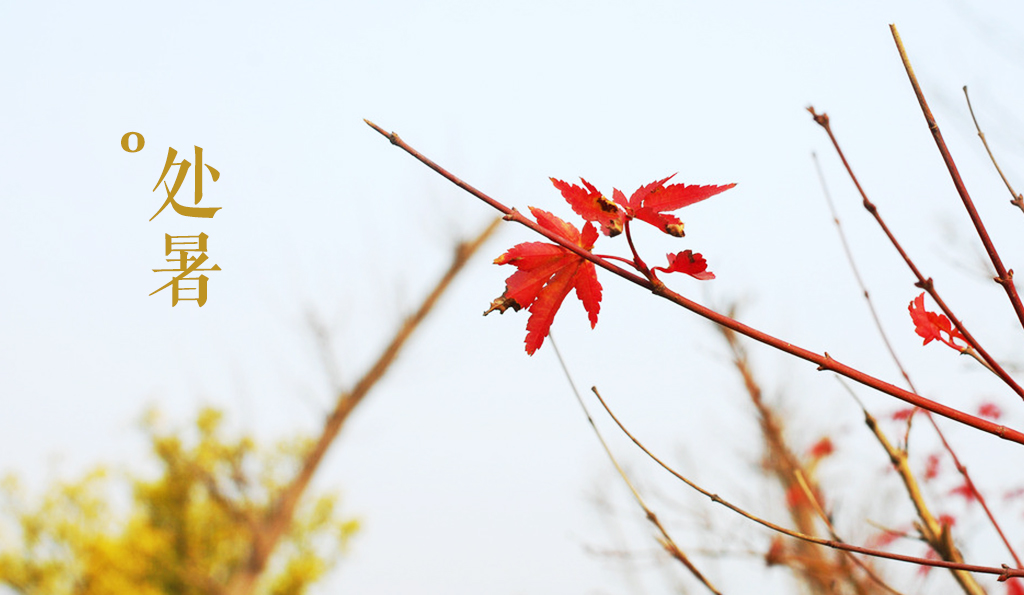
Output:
486,175,735,354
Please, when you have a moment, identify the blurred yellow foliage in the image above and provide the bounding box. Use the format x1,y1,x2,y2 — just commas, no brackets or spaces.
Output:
0,407,358,595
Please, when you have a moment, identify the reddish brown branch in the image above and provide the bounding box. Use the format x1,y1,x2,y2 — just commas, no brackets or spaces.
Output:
813,152,1023,568
718,322,901,595
365,119,1024,445
890,24,1024,333
808,107,1024,400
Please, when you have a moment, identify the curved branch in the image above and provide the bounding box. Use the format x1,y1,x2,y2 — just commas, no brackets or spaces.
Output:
589,387,1023,581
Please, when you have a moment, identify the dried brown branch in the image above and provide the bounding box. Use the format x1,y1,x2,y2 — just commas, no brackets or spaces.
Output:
589,387,1024,580
222,217,502,595
838,380,984,595
717,321,902,595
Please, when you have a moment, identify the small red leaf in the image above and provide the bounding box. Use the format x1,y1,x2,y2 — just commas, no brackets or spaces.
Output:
1006,578,1024,595
978,402,1002,420
551,177,625,237
891,407,916,422
924,453,941,481
949,481,978,505
807,437,834,459
652,250,715,280
865,527,905,549
918,547,941,576
909,293,966,351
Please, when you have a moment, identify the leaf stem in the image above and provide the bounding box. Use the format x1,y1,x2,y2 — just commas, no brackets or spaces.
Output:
623,220,652,280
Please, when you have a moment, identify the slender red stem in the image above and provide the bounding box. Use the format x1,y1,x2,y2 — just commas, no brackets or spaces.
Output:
808,108,1024,400
364,119,1024,446
890,25,1024,333
594,253,643,269
813,153,1024,568
623,220,652,279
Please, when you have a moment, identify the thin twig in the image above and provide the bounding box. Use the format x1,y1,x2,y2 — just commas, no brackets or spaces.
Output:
365,119,1024,445
890,24,1024,333
814,152,1023,569
963,86,1024,215
589,387,1023,580
717,321,903,595
549,335,724,595
811,152,915,392
808,107,1017,394
836,379,985,595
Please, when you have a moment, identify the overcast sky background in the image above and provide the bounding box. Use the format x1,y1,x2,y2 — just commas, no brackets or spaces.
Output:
4,1,1024,593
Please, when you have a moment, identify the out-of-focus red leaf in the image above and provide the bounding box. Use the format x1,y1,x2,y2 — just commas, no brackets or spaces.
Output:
865,527,905,549
924,453,941,481
909,293,966,350
978,402,1002,420
1003,487,1024,501
652,250,715,280
807,437,834,460
490,207,602,355
949,481,978,505
892,407,916,422
918,547,941,576
765,536,786,566
785,484,807,509
1007,578,1024,595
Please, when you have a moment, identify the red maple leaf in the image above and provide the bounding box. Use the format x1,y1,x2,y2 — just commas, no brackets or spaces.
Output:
550,177,626,237
1007,579,1024,595
908,293,966,350
612,174,735,237
652,250,715,280
487,207,602,355
552,174,734,238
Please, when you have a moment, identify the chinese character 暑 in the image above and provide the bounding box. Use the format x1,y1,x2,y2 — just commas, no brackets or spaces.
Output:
151,233,221,306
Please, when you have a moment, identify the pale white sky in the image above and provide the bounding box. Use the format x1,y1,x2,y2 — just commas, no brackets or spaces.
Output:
3,1,1024,593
